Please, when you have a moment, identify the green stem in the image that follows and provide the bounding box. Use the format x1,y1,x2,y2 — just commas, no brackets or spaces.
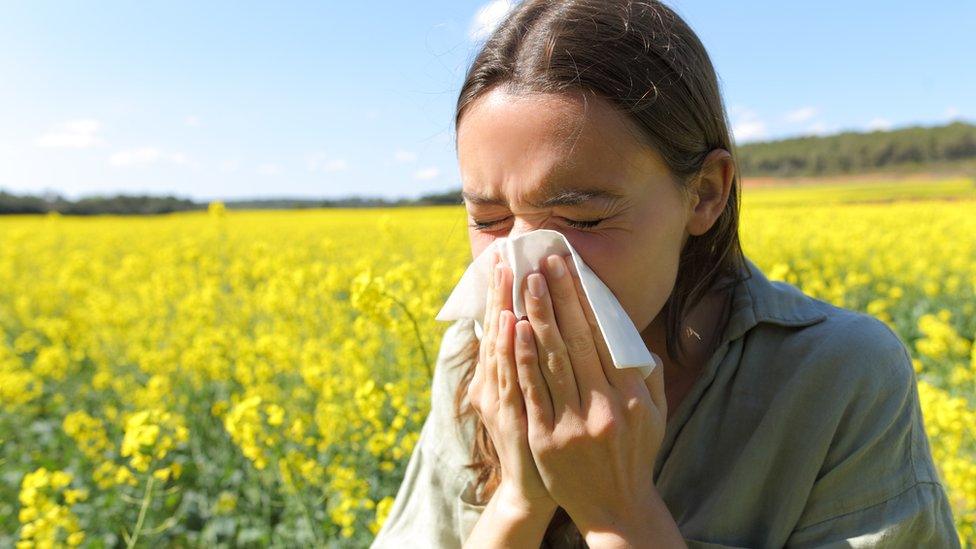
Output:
385,292,431,379
127,474,155,549
270,442,322,546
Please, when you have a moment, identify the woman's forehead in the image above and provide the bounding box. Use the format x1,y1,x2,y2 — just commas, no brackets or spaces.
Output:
457,89,668,196
461,178,627,210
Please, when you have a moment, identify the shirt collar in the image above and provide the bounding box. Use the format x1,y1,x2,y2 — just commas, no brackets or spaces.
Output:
722,255,829,343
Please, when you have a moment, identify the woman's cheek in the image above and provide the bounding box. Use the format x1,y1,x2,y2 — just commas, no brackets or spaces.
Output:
566,234,634,301
563,230,620,263
574,232,668,328
467,231,496,261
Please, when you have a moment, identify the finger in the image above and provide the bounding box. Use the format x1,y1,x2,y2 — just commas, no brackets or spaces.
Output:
480,250,500,366
515,318,553,431
565,256,643,393
497,257,514,313
482,253,502,405
495,261,514,390
544,254,611,406
524,270,581,415
496,310,523,412
481,252,502,371
644,352,667,418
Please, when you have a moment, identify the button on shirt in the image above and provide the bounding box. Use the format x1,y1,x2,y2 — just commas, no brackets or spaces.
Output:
371,256,961,548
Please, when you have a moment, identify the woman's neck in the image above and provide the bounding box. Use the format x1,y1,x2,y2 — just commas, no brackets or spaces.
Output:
641,280,734,369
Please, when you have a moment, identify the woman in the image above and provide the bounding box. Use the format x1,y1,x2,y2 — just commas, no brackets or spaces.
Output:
372,0,960,547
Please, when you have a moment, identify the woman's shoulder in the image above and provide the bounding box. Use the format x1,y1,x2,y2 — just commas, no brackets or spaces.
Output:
736,283,928,488
732,257,915,393
752,291,915,391
747,291,953,535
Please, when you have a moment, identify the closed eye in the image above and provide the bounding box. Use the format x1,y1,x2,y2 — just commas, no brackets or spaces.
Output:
468,216,605,231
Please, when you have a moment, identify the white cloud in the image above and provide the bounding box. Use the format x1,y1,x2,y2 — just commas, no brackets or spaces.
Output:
806,122,833,136
945,106,960,119
322,159,347,172
306,153,348,173
866,117,892,131
184,115,201,127
258,163,281,176
35,119,106,149
731,108,766,143
220,159,240,173
784,106,818,124
109,147,189,167
394,149,417,163
727,104,753,119
468,0,514,42
413,167,440,181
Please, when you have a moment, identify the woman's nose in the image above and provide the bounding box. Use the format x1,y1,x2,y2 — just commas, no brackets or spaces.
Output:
508,217,552,240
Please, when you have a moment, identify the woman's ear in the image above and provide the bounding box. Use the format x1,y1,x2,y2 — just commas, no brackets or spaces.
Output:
686,148,735,236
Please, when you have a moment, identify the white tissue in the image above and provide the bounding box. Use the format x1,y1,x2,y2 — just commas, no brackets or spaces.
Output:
435,229,660,379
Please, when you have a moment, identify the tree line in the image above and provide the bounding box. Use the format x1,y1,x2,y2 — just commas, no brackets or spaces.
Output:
0,189,464,215
1,120,973,215
735,120,975,177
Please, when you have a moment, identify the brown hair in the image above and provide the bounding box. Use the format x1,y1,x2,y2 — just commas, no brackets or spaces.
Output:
450,0,746,543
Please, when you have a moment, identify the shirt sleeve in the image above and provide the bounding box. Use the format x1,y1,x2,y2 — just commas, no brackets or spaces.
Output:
370,319,481,549
784,314,962,548
785,481,959,548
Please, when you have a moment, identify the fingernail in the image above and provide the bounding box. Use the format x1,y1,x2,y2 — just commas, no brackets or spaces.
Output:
516,321,531,343
495,264,504,286
528,273,547,298
546,255,565,278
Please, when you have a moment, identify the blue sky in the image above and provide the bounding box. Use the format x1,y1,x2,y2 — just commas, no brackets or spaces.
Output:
1,1,972,202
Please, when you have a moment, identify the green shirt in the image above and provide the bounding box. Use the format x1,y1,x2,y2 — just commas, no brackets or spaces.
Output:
371,256,961,548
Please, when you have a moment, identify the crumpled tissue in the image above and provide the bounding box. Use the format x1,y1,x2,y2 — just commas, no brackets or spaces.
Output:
435,229,660,378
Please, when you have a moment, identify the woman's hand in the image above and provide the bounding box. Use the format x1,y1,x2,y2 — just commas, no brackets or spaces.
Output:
466,250,557,517
514,253,673,542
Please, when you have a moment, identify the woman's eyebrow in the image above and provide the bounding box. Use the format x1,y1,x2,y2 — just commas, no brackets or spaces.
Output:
461,185,625,208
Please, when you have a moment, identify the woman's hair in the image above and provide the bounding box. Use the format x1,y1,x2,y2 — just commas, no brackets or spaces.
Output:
450,0,746,542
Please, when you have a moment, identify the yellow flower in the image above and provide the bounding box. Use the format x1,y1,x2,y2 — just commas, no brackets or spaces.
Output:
16,467,85,547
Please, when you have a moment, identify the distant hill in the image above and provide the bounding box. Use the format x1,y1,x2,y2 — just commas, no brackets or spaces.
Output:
0,188,464,215
1,121,973,215
0,192,203,216
735,120,976,177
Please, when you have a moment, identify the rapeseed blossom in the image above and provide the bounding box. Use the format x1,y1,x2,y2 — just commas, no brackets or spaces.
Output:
0,179,973,543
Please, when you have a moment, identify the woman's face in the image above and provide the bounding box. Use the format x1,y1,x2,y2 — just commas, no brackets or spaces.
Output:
456,88,699,334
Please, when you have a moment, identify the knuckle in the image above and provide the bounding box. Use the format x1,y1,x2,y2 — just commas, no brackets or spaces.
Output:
532,318,556,338
589,416,620,440
545,351,571,377
498,370,513,393
515,345,536,364
478,396,495,417
623,394,648,418
564,331,593,355
587,393,613,415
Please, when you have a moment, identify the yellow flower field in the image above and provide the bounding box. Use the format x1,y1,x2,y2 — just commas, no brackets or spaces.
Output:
1,177,974,546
